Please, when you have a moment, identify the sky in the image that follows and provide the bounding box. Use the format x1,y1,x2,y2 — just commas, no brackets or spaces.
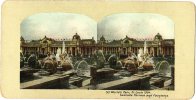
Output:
21,13,97,40
21,13,174,41
97,13,174,40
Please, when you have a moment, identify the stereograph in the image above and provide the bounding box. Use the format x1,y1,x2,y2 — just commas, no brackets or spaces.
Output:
1,0,195,99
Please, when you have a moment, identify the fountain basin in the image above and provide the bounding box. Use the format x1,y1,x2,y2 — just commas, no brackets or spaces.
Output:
143,63,154,71
69,76,83,87
123,60,138,74
91,67,117,79
61,60,73,71
20,67,40,82
20,67,40,75
150,77,165,88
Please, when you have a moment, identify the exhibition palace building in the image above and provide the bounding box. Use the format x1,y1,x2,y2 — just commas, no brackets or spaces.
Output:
20,33,174,57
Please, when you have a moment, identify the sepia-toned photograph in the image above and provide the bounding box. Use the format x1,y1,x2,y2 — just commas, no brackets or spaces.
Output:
20,13,175,90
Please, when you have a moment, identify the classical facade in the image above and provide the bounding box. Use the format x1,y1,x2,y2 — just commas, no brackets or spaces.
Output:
21,33,174,57
97,33,174,57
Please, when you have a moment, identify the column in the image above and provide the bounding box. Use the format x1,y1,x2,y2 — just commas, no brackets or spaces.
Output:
152,47,155,56
70,47,72,55
162,47,164,56
135,47,136,54
171,47,173,56
169,47,171,56
135,48,136,55
75,47,77,56
91,47,93,55
165,47,167,56
85,48,87,56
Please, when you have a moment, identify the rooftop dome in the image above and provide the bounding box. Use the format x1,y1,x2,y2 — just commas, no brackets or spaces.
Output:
72,33,81,41
154,33,163,41
100,35,106,41
20,36,25,41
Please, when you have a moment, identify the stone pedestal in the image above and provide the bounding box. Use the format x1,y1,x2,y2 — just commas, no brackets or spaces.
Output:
150,78,165,88
69,77,83,87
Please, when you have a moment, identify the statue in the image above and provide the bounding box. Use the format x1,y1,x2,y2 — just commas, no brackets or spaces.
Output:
95,50,106,69
42,52,57,74
59,52,73,71
56,48,61,65
124,59,138,74
137,41,154,71
137,48,144,62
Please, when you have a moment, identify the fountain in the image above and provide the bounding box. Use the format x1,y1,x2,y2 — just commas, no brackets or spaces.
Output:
90,49,117,81
108,54,118,69
20,52,41,82
137,48,144,62
144,40,147,54
35,53,57,76
74,61,80,69
56,48,61,64
55,41,73,72
20,39,174,90
155,60,171,77
137,41,154,71
62,40,65,54
116,61,123,68
43,59,57,74
21,41,76,89
124,59,138,74
116,40,155,77
75,60,91,77
60,58,73,71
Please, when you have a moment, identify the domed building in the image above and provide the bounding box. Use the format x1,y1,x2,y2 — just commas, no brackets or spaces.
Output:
154,33,163,41
100,35,106,42
72,33,81,41
21,33,96,56
96,33,174,57
21,33,174,57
